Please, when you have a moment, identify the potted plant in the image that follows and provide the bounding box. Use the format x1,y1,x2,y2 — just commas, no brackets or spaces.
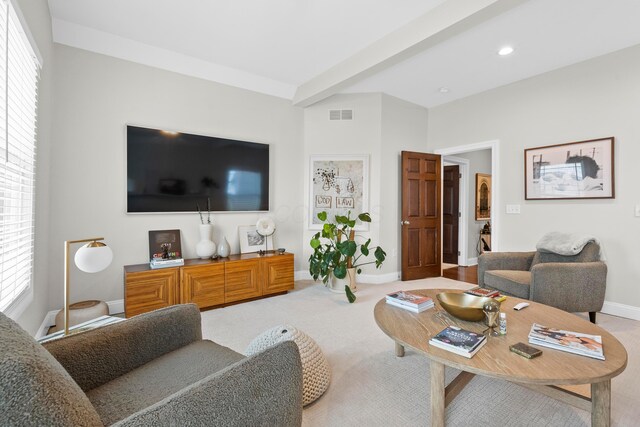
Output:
309,211,386,303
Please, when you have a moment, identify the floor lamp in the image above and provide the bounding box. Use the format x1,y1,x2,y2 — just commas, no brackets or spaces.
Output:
64,237,113,335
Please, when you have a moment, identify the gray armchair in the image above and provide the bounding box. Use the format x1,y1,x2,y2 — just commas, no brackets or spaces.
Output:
478,242,606,323
1,304,303,426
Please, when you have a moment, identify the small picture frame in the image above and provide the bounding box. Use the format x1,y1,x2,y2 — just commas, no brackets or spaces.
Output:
238,225,265,253
148,229,182,261
475,173,491,220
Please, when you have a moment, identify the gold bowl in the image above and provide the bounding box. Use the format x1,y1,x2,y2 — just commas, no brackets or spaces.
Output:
436,292,495,322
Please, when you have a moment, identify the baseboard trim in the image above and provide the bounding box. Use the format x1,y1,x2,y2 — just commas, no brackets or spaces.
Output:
35,299,126,339
601,301,640,321
466,257,478,266
295,270,400,284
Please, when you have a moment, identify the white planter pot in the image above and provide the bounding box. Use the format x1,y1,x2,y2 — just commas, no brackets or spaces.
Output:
196,224,216,259
329,268,357,293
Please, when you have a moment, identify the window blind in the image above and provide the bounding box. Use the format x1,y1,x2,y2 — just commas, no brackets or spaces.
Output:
0,0,40,312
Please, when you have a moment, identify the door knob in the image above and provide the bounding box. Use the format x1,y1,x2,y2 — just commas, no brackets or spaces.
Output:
401,220,410,225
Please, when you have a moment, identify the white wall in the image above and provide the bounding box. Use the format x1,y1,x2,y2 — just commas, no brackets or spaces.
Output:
49,45,304,310
450,149,492,260
13,0,54,334
428,44,640,308
302,93,428,279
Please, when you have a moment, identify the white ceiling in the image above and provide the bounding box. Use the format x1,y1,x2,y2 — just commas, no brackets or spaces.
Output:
48,0,640,108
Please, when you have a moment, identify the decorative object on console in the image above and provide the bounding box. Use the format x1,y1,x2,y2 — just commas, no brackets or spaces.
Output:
256,216,276,255
63,237,113,335
149,229,182,261
196,223,216,259
218,236,231,257
196,197,212,224
238,225,264,254
524,137,614,200
309,154,369,231
309,211,386,303
475,173,491,220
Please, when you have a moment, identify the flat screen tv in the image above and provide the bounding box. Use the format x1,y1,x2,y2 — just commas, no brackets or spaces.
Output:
127,125,269,213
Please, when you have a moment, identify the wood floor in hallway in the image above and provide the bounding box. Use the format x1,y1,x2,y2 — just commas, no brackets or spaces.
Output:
442,264,478,285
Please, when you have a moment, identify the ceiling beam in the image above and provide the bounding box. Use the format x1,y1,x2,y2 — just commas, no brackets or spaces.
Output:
292,0,529,107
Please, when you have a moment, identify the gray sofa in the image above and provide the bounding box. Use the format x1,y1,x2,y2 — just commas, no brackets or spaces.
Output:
478,242,606,323
0,304,303,426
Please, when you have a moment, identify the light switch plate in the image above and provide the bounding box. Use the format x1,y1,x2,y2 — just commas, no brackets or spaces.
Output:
506,204,521,214
635,204,640,217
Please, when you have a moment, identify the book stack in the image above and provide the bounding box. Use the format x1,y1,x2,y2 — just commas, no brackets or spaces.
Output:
465,287,506,302
528,323,604,360
386,290,434,313
150,258,184,269
429,326,487,358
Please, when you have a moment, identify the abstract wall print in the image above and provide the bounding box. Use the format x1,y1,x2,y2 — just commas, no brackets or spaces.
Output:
309,155,369,230
525,137,614,200
475,174,491,220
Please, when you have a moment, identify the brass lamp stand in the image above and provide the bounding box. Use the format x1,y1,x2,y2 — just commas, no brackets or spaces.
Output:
64,237,113,335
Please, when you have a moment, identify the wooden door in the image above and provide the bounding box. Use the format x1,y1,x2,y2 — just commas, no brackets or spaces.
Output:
442,165,460,264
181,264,225,308
401,151,441,280
125,268,179,317
262,254,294,295
225,259,261,303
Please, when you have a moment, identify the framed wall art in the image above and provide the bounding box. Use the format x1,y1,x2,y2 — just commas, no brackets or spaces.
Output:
238,225,265,253
309,154,369,230
525,137,614,200
475,173,491,220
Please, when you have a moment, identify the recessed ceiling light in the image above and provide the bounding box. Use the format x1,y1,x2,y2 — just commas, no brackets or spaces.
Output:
498,46,514,56
439,87,450,93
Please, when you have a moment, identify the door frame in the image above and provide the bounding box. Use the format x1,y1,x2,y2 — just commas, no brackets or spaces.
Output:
442,157,469,266
435,140,500,257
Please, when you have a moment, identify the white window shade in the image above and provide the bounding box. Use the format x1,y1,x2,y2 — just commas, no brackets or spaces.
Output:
0,0,40,313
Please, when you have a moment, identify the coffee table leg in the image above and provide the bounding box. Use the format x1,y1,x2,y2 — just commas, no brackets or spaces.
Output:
395,342,405,357
591,380,611,427
430,359,445,427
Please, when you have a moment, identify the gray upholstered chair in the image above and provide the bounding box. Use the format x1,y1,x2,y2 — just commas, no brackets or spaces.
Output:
478,242,606,323
0,304,303,426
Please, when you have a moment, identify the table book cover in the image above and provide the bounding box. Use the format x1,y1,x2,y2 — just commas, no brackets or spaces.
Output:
386,290,433,307
430,326,485,352
528,323,604,360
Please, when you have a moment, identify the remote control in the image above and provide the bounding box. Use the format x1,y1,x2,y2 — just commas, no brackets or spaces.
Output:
513,302,530,311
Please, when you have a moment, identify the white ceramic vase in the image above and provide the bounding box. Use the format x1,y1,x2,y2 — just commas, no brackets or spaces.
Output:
328,268,357,293
218,236,231,258
196,224,216,259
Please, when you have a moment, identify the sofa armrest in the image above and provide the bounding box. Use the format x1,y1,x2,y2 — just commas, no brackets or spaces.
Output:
477,252,535,287
530,262,607,313
114,341,303,427
43,304,202,392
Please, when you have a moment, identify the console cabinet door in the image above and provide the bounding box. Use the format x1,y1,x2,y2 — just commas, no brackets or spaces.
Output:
263,254,294,295
225,259,261,303
125,269,179,318
181,264,225,309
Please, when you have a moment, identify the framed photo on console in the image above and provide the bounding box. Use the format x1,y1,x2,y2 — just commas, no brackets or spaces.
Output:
525,137,614,200
238,225,265,253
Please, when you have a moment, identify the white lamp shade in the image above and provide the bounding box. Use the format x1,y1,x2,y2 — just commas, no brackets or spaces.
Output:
256,217,276,236
75,243,113,273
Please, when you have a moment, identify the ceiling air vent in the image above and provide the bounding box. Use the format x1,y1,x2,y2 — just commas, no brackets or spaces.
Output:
328,109,353,121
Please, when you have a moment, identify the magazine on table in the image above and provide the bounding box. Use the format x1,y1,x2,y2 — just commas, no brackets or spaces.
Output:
464,287,500,298
429,326,486,358
386,298,433,313
386,290,433,308
528,323,604,360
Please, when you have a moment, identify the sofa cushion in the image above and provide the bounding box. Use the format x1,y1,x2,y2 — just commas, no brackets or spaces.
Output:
0,312,103,426
484,270,531,299
531,242,600,267
87,340,244,425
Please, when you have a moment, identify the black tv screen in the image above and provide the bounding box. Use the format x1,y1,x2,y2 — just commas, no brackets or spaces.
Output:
127,125,269,213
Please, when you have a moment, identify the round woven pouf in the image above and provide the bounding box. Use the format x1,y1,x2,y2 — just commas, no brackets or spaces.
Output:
246,325,330,406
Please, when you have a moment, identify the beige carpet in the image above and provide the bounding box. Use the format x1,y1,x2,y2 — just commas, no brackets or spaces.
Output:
200,278,639,426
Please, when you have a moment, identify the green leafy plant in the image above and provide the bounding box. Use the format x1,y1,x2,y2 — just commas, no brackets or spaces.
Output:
309,211,386,303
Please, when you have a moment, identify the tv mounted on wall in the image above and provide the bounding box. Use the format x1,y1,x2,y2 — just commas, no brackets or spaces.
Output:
127,125,270,213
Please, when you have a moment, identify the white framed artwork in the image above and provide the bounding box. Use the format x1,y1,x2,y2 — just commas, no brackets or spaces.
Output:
309,154,369,230
238,225,265,253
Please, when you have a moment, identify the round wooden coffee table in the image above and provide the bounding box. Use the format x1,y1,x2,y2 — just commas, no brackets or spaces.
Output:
374,289,627,427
